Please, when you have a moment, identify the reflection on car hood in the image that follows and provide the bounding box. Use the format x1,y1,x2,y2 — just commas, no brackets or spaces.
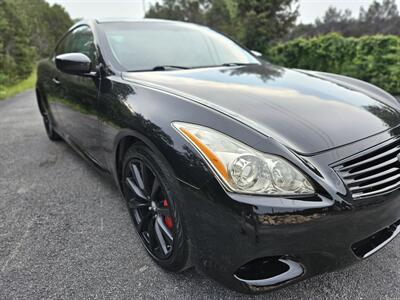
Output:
122,64,400,154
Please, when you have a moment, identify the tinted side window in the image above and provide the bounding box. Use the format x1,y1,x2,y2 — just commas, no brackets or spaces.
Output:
55,26,97,68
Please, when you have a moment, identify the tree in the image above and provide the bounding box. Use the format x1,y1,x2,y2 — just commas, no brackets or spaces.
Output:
0,0,72,87
312,7,356,36
359,0,400,35
205,0,233,35
317,7,352,25
360,0,399,22
235,0,299,50
0,0,35,85
13,0,73,57
146,0,208,24
288,0,400,39
146,0,300,50
146,0,235,37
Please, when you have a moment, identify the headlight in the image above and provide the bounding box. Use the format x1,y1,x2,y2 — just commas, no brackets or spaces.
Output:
172,122,314,196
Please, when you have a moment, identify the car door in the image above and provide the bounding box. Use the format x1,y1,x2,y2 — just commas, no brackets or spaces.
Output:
54,25,103,164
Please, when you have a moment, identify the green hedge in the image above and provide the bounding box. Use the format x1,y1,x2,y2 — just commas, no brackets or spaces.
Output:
266,33,400,95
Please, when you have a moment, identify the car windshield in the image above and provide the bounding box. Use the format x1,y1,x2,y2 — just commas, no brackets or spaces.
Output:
99,21,260,71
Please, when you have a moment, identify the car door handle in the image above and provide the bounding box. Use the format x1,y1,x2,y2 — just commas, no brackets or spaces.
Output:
52,77,60,85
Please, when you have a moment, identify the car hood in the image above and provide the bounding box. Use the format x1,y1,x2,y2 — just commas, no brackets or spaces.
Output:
122,64,400,154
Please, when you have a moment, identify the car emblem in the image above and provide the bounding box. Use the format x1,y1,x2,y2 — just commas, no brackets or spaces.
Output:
397,153,400,162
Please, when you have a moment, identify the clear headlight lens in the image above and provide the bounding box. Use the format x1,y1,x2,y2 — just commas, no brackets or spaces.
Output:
173,122,314,196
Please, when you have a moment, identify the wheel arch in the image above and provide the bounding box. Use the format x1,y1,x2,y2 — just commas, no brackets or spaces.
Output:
113,129,174,191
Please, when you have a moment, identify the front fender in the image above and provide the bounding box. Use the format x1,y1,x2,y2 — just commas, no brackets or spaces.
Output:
297,69,399,109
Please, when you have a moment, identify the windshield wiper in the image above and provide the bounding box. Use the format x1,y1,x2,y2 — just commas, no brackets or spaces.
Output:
127,63,256,72
152,65,190,71
127,65,190,72
192,63,258,69
221,63,258,67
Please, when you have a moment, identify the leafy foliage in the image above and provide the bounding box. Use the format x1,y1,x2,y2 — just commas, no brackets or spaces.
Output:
0,0,35,86
0,0,72,89
234,0,298,50
146,0,209,24
13,0,73,58
267,34,400,95
288,0,400,39
146,0,299,50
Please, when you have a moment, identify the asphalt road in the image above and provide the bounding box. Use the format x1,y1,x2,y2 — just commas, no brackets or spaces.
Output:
0,90,399,300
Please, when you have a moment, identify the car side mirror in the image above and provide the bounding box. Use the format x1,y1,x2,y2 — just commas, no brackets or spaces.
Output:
251,50,263,57
55,53,92,75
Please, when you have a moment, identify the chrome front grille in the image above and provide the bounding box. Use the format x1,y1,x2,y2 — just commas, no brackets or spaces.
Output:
335,138,400,199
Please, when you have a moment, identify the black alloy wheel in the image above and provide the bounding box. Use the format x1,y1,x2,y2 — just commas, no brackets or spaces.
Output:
124,158,174,259
122,143,190,271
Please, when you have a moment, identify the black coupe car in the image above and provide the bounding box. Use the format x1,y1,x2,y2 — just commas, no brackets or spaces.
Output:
36,19,400,294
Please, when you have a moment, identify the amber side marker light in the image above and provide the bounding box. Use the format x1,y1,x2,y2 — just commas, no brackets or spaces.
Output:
179,127,229,180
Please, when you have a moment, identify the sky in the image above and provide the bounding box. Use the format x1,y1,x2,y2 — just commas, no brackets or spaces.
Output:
45,0,400,24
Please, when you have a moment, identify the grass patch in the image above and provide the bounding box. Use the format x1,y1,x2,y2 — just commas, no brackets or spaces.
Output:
0,71,37,100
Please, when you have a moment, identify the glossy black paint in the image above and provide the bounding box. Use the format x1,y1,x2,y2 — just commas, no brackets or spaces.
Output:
36,19,400,293
122,65,400,155
55,53,92,75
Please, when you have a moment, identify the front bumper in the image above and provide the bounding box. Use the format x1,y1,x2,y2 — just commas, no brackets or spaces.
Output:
178,178,400,293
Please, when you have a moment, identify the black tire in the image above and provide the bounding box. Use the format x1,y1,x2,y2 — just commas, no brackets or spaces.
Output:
36,91,62,141
121,142,190,272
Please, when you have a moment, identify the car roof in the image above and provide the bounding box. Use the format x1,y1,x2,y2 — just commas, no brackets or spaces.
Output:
94,18,189,25
70,18,205,32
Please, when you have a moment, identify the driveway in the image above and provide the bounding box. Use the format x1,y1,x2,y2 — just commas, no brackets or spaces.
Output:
0,91,399,299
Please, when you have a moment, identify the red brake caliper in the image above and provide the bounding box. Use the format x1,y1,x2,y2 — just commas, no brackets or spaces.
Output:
163,199,173,229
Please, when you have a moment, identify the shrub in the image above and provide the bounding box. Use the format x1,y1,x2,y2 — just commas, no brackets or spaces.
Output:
266,33,400,95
